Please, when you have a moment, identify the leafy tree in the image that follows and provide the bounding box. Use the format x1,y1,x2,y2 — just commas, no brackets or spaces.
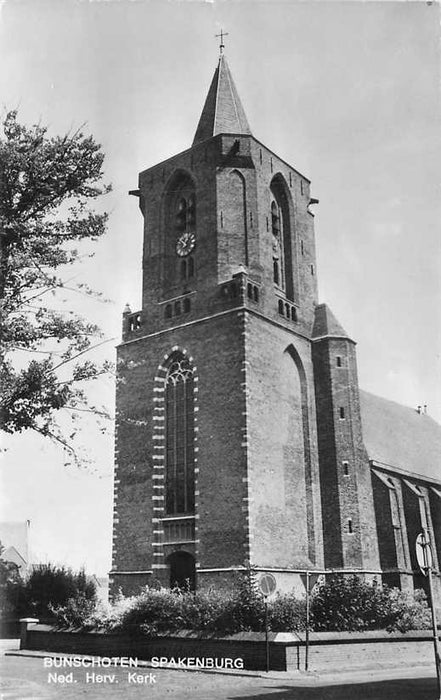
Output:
21,563,97,620
0,111,112,460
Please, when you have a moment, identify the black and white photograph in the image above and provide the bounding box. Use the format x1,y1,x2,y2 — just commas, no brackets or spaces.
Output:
0,1,440,698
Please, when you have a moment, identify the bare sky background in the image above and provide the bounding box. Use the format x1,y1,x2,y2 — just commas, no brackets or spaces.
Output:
0,0,440,575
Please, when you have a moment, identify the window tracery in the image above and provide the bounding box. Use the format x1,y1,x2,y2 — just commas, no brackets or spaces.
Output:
165,355,195,514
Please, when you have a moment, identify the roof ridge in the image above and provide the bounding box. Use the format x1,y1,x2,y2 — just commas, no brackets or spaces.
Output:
214,57,221,136
223,56,241,130
360,388,439,422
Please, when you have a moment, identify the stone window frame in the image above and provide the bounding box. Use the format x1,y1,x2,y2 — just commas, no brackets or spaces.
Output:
150,347,199,574
269,173,296,302
164,355,196,515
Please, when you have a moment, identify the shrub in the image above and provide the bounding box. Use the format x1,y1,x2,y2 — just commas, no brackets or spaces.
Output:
180,588,236,633
92,574,306,636
51,588,141,631
50,594,98,629
311,575,431,632
269,592,306,632
119,587,186,635
229,571,266,632
115,586,238,636
312,575,383,631
380,587,431,632
110,572,270,636
49,573,432,636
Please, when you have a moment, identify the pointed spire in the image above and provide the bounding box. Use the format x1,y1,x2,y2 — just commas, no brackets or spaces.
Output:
192,55,252,146
312,304,352,341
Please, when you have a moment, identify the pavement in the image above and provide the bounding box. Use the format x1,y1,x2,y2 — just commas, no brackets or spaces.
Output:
1,638,436,681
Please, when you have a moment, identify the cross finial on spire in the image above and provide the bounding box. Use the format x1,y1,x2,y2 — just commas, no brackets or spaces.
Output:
215,29,229,55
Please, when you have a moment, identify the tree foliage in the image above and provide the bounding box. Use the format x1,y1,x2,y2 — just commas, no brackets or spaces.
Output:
0,111,112,458
19,563,97,620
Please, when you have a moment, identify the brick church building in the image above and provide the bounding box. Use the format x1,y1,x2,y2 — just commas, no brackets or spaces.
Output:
110,53,441,601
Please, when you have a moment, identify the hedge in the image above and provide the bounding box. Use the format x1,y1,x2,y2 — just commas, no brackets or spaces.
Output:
51,573,431,635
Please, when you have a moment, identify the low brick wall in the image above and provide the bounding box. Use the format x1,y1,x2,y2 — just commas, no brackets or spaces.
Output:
21,622,436,673
22,626,287,671
292,630,435,672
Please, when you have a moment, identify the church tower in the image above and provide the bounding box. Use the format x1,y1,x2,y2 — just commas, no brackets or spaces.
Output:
110,51,379,595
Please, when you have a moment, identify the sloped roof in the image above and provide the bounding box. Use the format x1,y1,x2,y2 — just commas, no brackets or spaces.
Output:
0,521,29,563
193,55,252,145
312,303,352,340
3,545,27,569
360,390,441,482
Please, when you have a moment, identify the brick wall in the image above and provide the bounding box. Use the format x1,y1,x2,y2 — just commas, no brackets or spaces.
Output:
135,133,318,342
245,313,323,572
311,339,342,567
312,336,380,571
112,310,249,595
23,626,437,673
295,635,435,672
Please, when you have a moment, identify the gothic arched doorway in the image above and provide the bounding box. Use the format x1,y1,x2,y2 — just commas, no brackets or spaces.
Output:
167,551,196,591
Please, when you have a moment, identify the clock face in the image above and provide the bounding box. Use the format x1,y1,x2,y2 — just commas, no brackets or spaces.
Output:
176,232,196,257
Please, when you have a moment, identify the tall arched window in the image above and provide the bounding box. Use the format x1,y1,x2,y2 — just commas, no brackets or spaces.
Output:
165,355,195,514
270,175,294,300
163,171,197,289
271,199,284,289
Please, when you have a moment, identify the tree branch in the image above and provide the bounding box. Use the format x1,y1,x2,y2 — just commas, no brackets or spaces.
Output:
49,337,115,373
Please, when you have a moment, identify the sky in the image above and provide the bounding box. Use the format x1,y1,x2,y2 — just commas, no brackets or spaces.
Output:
0,0,440,576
